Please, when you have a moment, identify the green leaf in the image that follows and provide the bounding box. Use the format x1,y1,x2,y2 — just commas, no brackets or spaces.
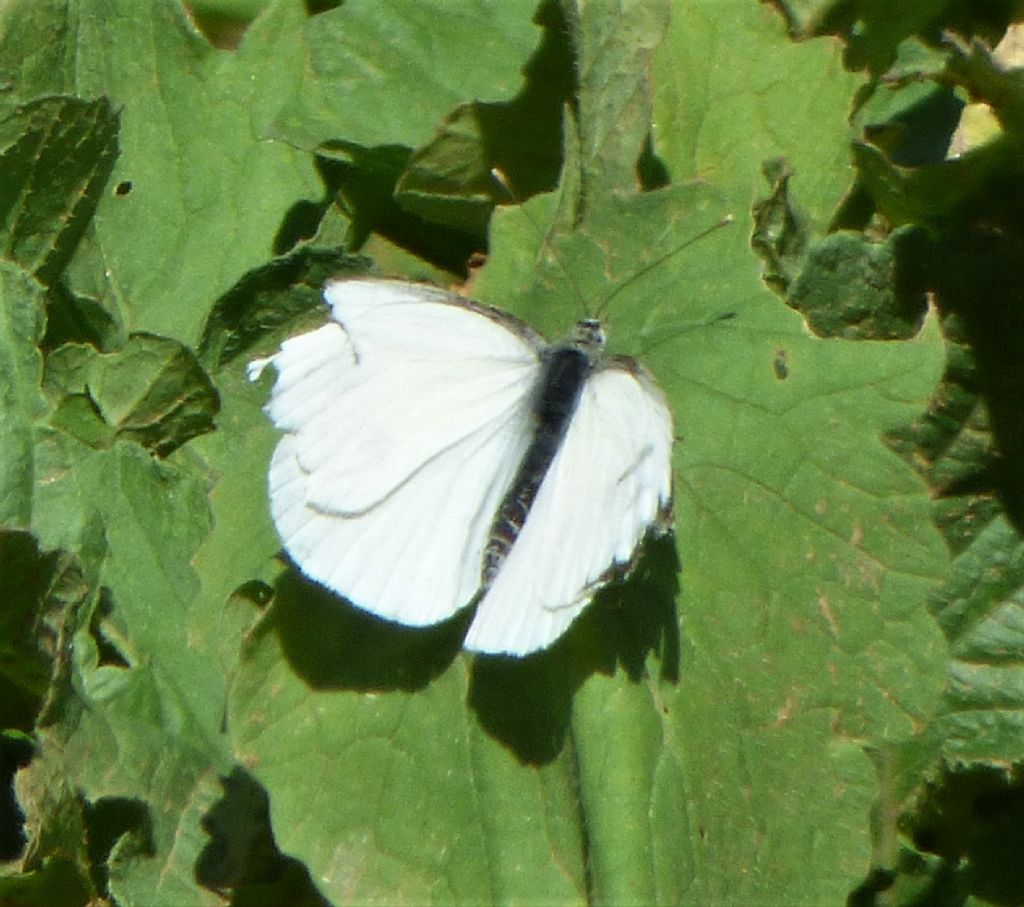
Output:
477,183,947,904
44,335,219,457
0,0,321,346
25,437,230,907
651,0,864,228
0,264,47,528
932,516,1024,761
197,246,367,371
264,0,544,152
0,96,118,283
9,0,1024,904
228,3,950,905
5,736,96,906
786,228,929,339
568,0,670,193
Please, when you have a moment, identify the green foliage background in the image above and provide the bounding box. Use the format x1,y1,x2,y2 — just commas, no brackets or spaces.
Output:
1,0,1023,904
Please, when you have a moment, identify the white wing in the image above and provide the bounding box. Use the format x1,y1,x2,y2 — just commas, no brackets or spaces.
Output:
262,278,541,626
463,362,673,656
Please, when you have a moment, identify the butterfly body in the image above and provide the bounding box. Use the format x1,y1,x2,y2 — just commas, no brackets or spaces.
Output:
484,341,593,583
252,277,673,656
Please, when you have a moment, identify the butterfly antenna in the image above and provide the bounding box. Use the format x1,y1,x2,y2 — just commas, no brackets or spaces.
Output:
637,309,737,357
592,214,735,320
489,168,592,320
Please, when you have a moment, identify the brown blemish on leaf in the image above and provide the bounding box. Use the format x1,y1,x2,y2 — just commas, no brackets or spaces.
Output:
819,596,840,639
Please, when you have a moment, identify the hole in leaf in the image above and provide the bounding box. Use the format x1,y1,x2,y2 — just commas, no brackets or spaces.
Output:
272,200,327,255
229,580,274,610
637,132,670,190
0,732,33,860
89,589,130,669
773,348,789,380
84,797,154,898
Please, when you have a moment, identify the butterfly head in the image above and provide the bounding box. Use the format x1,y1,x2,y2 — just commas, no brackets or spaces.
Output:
573,318,606,357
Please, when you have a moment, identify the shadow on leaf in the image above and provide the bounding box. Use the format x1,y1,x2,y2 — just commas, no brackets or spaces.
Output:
928,228,1024,535
848,764,1024,907
469,532,680,765
269,567,469,693
267,530,679,764
196,767,330,907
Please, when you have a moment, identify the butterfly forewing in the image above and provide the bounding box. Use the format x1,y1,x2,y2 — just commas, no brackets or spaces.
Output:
263,279,542,626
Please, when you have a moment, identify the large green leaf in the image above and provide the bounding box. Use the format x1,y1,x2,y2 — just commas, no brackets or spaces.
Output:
226,4,949,905
6,0,1024,904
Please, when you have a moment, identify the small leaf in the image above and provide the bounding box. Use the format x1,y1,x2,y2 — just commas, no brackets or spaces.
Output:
0,96,118,283
198,246,367,371
267,0,543,152
44,336,219,457
787,228,929,339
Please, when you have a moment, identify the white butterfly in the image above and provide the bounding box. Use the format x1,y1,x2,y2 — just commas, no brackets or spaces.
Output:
249,277,673,657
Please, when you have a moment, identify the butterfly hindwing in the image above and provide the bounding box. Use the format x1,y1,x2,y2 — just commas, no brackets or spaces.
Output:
463,360,674,656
